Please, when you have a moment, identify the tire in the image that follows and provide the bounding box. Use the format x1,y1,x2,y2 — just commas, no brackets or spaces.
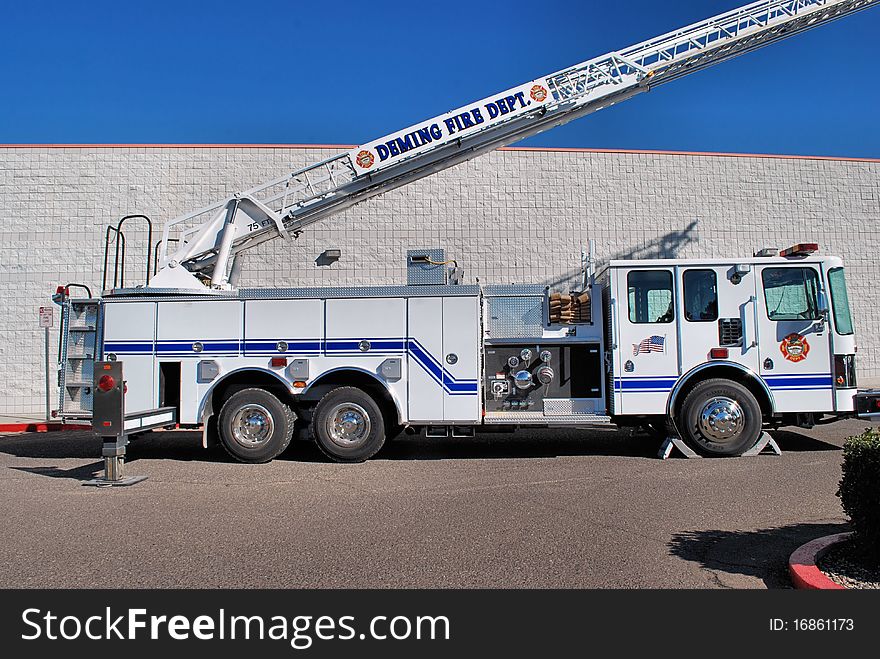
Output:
217,388,296,463
311,387,386,462
677,378,762,457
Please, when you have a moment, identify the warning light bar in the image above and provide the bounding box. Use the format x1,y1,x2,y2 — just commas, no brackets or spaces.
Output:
780,243,819,257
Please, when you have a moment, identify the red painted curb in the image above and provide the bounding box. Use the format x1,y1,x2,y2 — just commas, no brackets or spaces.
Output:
0,423,90,433
789,532,852,590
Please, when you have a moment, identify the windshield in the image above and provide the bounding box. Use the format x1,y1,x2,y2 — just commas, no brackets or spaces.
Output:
828,267,854,335
761,267,820,321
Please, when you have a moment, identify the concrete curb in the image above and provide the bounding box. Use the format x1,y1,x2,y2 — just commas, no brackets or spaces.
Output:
0,423,89,433
789,532,852,590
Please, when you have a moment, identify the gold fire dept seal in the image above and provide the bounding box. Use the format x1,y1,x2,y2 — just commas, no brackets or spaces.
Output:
530,85,548,103
780,333,810,362
355,149,375,169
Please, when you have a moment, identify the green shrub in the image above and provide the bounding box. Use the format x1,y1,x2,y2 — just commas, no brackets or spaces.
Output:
837,428,880,560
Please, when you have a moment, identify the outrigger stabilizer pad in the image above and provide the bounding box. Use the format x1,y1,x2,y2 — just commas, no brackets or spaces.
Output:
82,456,148,487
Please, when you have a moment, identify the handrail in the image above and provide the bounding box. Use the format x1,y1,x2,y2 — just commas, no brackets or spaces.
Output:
102,215,154,290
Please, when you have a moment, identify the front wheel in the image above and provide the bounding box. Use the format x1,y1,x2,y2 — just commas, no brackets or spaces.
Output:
677,379,762,457
311,387,386,462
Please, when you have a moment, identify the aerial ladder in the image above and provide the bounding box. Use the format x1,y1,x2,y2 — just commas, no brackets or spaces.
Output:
146,0,878,292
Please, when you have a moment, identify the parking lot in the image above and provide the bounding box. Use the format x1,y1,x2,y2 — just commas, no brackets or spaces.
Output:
0,419,863,589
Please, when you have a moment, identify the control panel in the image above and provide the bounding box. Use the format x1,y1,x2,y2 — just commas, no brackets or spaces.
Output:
483,343,602,413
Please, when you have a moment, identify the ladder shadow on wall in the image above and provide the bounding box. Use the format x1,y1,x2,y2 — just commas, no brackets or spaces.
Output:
537,220,699,289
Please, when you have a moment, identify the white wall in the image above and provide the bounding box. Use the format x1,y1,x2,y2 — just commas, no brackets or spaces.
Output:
1,145,878,415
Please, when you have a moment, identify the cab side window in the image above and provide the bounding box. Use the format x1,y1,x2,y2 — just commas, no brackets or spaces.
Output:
683,269,718,322
628,270,674,324
761,267,820,321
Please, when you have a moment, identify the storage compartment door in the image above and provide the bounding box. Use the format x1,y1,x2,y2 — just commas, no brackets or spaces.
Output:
442,296,480,422
407,297,443,422
102,302,157,414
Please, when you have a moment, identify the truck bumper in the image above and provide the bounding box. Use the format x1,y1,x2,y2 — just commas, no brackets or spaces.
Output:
854,390,880,420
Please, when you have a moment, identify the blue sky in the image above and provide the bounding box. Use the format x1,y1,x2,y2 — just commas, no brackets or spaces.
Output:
1,0,878,157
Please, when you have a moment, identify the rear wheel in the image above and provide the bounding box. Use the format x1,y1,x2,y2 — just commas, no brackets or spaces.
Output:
677,379,762,457
311,386,386,462
217,388,296,463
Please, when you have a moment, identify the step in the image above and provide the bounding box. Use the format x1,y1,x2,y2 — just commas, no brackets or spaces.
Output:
483,411,612,425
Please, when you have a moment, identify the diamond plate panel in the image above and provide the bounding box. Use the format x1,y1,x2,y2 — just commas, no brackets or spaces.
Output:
482,284,545,296
485,295,545,339
407,248,447,285
543,398,600,415
108,284,481,301
482,411,612,425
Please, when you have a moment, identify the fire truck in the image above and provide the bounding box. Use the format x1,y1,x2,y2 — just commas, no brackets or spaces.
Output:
53,0,880,471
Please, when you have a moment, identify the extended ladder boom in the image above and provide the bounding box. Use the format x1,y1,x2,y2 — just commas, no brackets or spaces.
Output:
152,0,876,290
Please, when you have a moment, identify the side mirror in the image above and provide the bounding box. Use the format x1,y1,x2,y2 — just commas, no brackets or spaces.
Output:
814,291,830,331
817,289,830,315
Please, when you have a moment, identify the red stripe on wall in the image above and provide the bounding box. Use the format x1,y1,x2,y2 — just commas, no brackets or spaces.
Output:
0,143,877,163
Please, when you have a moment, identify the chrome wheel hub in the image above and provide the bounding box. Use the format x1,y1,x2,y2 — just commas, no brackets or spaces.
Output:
326,403,371,448
231,404,274,447
698,396,744,442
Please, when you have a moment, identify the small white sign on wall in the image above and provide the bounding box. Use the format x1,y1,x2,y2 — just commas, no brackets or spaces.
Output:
39,306,53,328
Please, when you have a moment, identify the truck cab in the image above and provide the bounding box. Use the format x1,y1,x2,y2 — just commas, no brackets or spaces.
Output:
607,243,859,455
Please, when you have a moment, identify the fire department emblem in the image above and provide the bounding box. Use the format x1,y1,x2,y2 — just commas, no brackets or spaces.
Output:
780,333,810,362
355,149,375,169
530,85,548,103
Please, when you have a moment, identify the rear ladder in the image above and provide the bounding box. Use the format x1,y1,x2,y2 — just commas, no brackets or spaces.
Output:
57,298,103,420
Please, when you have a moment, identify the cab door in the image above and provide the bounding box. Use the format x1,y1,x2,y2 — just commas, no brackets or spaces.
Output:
755,264,833,412
677,266,761,376
613,267,679,414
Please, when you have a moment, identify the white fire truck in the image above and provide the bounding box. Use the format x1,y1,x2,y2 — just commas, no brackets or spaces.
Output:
54,0,880,469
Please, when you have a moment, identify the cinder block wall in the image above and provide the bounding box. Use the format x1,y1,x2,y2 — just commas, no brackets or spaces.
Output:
1,145,878,417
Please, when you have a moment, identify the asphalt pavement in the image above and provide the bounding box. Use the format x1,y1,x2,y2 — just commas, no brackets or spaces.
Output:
0,419,865,588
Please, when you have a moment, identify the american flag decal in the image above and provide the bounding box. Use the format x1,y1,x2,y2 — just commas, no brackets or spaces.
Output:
633,335,665,356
